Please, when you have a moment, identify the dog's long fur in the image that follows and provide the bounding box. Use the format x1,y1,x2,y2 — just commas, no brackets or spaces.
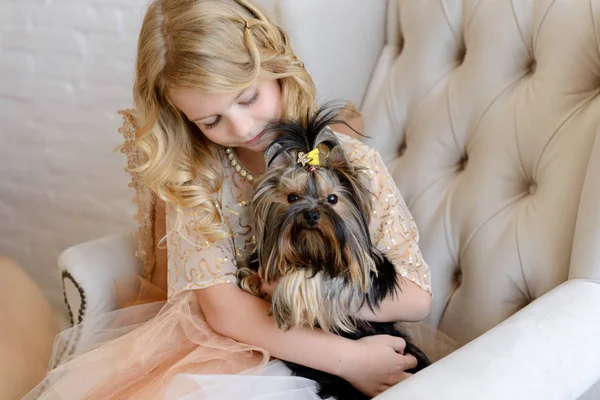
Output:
237,105,430,399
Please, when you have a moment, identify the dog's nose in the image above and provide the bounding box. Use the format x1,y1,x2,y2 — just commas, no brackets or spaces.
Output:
303,210,320,226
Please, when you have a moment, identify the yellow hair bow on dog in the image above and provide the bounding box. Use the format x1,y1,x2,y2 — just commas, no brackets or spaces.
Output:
306,148,320,166
297,148,321,167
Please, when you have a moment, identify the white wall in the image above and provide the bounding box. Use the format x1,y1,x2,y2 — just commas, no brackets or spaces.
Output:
0,0,147,321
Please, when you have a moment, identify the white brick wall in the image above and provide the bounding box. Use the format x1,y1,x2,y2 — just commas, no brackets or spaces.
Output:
0,0,148,323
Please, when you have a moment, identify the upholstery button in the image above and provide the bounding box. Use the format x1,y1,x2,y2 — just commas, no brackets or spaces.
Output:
454,268,462,286
457,154,468,171
528,182,537,194
528,59,537,74
457,46,466,64
398,141,407,156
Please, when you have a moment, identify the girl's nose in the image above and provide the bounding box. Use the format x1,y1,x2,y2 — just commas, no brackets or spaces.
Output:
230,112,253,138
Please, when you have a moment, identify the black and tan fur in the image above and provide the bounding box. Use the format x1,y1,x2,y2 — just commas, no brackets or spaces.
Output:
237,105,430,400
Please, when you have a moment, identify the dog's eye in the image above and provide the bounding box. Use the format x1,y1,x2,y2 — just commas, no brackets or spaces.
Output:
287,194,300,203
326,194,338,205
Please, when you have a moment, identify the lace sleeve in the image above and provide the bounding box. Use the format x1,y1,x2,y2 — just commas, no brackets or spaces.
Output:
118,109,157,281
166,203,238,299
341,135,432,294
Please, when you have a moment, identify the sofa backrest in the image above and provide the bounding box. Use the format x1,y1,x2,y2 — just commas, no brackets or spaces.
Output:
264,0,600,345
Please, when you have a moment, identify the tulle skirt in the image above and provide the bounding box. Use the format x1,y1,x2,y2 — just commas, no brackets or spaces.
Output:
24,278,459,400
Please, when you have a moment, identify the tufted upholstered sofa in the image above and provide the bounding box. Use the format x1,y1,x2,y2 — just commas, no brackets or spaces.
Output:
57,0,600,398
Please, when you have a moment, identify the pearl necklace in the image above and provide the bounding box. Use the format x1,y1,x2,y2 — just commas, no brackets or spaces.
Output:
225,147,254,182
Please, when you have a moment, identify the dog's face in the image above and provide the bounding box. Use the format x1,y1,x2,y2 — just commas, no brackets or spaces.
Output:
249,127,380,331
256,160,355,274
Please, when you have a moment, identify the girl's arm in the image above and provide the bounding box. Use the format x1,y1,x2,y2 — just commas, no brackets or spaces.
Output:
351,142,434,323
357,278,432,322
196,283,351,375
195,282,418,397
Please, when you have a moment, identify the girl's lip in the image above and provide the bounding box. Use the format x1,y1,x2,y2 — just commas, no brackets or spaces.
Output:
245,129,267,145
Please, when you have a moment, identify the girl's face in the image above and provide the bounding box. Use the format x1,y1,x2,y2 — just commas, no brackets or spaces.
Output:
171,78,283,153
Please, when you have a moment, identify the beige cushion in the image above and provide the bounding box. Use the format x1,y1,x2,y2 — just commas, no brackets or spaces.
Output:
0,257,59,400
361,0,600,345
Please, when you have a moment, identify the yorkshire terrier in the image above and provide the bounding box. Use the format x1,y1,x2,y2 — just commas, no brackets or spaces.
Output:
237,106,430,400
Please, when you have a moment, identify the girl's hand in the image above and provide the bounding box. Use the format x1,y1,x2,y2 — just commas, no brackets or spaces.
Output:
340,335,417,397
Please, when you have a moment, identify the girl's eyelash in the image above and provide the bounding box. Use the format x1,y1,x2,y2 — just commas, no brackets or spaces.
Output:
204,116,220,130
203,90,259,130
240,91,259,107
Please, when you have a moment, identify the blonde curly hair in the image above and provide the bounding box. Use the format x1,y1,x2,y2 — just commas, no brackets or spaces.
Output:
132,0,318,240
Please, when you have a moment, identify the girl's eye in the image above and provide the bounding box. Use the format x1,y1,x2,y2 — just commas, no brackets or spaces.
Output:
288,193,300,203
240,91,259,107
202,90,259,130
326,194,338,205
204,116,221,130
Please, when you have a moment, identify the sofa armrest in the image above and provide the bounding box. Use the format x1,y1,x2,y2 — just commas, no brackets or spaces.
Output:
59,232,143,326
375,279,600,400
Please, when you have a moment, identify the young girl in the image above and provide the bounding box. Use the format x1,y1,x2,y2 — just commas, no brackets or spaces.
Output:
26,0,440,398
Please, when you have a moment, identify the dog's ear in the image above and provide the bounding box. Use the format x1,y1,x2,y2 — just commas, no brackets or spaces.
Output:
316,130,352,171
264,142,281,166
326,146,355,174
314,126,338,150
313,127,344,167
264,142,294,169
317,128,372,208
